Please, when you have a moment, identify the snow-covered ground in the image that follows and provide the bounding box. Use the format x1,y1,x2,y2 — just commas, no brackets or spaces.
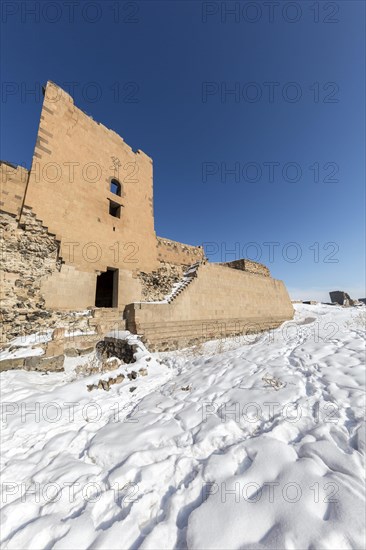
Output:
1,304,365,549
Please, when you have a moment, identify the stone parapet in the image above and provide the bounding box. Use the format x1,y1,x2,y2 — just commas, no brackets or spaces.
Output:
126,263,293,350
220,259,270,277
157,237,205,266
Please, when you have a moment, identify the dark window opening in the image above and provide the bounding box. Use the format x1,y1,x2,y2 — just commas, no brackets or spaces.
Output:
109,200,121,218
95,268,118,308
110,179,121,196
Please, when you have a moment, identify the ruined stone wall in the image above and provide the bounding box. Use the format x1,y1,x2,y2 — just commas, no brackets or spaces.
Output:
138,262,186,301
0,208,96,343
0,162,29,218
126,263,293,350
157,237,205,266
1,207,60,341
220,259,270,277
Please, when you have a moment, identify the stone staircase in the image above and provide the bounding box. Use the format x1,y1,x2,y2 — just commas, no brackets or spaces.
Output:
166,262,200,304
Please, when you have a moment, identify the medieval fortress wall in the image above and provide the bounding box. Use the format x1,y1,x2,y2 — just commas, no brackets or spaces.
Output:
126,263,293,351
0,81,293,351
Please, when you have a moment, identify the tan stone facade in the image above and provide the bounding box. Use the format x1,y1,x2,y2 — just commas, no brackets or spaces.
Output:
1,81,293,349
126,263,293,351
1,82,204,311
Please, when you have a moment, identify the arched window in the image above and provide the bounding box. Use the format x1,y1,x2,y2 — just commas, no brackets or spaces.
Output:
110,179,121,196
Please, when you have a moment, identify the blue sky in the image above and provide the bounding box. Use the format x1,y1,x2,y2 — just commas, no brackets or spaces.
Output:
1,0,365,301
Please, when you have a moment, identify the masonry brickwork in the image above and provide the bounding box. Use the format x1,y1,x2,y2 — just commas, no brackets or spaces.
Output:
220,259,270,277
0,81,293,352
125,263,293,351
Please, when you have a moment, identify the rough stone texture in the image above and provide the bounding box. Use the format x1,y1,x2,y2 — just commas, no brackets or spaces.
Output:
24,354,65,372
138,262,186,301
0,208,61,342
96,337,137,364
0,358,25,372
156,237,205,266
0,354,65,372
329,291,355,306
220,259,270,277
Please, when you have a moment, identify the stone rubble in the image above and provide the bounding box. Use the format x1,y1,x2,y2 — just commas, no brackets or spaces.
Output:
138,262,186,301
0,209,92,343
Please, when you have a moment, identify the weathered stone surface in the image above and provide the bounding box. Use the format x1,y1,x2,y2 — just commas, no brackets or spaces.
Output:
0,209,60,342
139,262,186,302
0,210,94,344
97,338,136,364
156,237,205,266
220,259,270,277
0,358,25,371
23,354,64,372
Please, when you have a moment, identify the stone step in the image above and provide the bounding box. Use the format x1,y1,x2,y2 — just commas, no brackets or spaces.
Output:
91,308,124,319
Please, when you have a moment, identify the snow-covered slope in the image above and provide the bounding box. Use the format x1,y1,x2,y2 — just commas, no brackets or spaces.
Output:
1,304,365,549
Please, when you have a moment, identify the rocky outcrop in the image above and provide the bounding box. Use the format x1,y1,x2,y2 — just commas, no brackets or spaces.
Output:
156,237,205,266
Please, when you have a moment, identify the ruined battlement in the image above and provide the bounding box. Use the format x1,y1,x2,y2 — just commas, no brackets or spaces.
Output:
157,237,205,266
219,258,270,277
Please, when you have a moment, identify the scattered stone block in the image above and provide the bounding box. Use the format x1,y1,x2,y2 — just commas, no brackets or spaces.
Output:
329,291,355,306
0,358,25,371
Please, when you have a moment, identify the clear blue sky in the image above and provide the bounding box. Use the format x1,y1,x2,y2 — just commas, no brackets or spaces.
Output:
1,0,365,301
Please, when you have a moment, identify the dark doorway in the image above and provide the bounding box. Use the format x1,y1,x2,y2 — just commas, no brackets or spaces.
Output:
95,268,118,307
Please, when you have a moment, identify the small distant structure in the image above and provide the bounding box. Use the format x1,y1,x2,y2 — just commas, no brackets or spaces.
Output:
329,291,355,306
358,298,366,305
